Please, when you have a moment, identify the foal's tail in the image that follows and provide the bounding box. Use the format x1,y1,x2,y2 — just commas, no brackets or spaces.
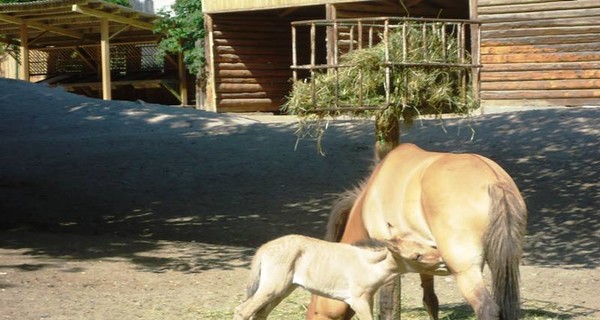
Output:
325,185,362,242
246,250,262,298
485,182,527,320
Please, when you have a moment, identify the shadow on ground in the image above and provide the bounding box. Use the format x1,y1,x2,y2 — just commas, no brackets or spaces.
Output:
0,80,598,272
403,300,598,319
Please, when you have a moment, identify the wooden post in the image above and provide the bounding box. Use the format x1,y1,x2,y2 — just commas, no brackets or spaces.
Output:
178,51,188,106
19,23,29,81
204,13,217,112
469,0,482,114
325,4,336,66
100,18,112,100
292,24,297,81
310,22,316,106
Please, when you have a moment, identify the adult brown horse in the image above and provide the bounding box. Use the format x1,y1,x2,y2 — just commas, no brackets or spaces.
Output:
307,143,527,320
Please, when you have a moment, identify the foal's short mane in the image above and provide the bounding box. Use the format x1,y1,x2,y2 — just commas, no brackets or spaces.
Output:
351,238,389,251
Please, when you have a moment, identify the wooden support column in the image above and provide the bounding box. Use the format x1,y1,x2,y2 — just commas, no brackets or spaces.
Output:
325,4,336,66
100,17,112,100
204,13,217,112
19,23,29,81
178,51,188,105
469,0,482,113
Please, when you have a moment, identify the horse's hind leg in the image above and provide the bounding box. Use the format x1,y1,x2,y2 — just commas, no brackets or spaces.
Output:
455,267,500,320
420,274,439,320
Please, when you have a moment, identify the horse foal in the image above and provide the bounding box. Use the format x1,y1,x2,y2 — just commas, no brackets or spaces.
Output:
233,234,445,320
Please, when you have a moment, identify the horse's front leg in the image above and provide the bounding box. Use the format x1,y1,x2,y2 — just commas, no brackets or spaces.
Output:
420,273,439,320
306,295,355,320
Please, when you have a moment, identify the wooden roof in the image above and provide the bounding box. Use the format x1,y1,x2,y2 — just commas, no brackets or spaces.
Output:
0,0,161,49
201,0,371,14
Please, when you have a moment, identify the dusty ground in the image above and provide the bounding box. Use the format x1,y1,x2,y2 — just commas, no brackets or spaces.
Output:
0,78,599,319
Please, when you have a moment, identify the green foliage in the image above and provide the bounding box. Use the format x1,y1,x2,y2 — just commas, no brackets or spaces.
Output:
154,0,205,75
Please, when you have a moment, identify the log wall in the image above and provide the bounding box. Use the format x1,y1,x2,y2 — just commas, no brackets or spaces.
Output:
205,12,297,112
479,0,600,107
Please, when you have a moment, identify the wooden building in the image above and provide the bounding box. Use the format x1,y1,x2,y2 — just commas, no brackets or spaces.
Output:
202,0,600,113
0,0,190,105
478,0,600,108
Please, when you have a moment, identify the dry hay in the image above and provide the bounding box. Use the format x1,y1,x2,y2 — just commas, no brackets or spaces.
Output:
283,21,478,146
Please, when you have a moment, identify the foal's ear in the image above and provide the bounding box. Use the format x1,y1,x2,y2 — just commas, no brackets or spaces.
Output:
384,238,404,254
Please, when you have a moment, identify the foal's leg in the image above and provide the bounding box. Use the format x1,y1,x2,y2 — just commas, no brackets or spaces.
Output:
235,272,294,320
347,295,374,320
252,286,297,320
455,267,500,320
420,273,439,320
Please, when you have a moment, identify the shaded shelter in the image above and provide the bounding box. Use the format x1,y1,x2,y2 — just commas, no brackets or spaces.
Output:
0,0,190,105
201,0,600,113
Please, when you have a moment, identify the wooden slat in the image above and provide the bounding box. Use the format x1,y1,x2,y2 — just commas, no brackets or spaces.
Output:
482,25,600,39
481,52,600,64
212,30,291,40
216,83,287,93
215,54,290,64
482,16,599,31
213,23,292,34
218,76,290,84
216,62,290,70
481,79,600,91
482,98,600,107
218,92,272,99
481,42,600,55
213,38,290,48
482,61,600,72
479,0,600,15
481,69,600,81
217,98,281,112
217,69,292,78
215,46,291,55
479,7,600,23
482,34,600,46
479,0,557,6
482,89,600,99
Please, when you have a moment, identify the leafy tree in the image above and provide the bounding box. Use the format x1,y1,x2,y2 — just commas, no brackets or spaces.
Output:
154,0,205,76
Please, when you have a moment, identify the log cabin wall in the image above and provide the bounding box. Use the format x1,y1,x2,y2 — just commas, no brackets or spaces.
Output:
202,0,471,113
205,12,295,112
478,0,600,108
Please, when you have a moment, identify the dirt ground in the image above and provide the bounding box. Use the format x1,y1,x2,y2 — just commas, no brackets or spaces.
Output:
0,78,599,319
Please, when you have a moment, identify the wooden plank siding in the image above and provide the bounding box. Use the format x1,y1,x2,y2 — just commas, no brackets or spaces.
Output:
206,13,296,112
479,0,600,107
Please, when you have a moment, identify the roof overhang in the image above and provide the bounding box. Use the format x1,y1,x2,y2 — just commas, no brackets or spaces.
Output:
201,0,374,14
0,0,161,49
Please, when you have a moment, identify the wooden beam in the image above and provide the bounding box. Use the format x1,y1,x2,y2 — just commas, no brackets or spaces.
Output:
109,25,130,40
19,23,30,81
205,13,217,112
100,18,111,100
72,4,154,31
469,0,481,113
177,51,188,105
0,12,84,39
75,47,98,72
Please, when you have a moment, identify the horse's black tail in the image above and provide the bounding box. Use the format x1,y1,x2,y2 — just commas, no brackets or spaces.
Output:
485,182,527,320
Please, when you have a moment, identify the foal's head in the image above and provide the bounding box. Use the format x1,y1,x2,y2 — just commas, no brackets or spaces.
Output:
384,238,447,274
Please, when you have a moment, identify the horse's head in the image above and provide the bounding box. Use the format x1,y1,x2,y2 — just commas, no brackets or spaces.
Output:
385,238,448,274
